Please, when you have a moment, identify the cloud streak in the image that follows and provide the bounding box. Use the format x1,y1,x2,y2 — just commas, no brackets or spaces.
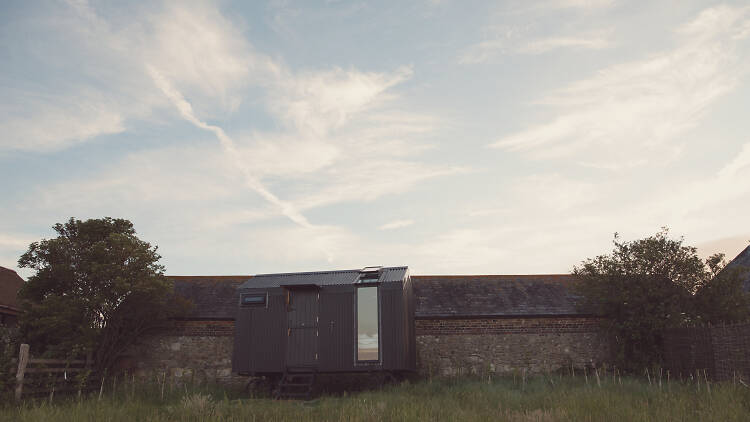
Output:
491,5,750,168
148,66,314,229
379,219,414,230
518,33,611,54
461,29,612,63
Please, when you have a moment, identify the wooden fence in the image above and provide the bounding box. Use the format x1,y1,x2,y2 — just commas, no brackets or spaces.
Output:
12,344,99,401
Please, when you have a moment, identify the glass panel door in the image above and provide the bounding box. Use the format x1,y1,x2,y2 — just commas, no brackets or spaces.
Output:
357,286,379,361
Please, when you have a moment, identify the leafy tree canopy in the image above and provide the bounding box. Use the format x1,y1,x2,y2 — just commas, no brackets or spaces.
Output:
18,217,187,371
573,228,749,371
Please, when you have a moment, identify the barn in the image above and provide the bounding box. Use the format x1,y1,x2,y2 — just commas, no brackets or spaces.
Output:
125,270,609,386
0,266,24,326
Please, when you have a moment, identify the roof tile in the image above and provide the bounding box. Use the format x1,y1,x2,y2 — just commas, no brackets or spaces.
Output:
412,274,585,317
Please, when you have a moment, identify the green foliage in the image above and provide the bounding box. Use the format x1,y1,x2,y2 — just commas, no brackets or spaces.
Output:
694,255,750,324
573,229,750,371
17,217,188,371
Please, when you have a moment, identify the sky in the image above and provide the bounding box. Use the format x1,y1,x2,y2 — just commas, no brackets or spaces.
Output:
1,0,750,279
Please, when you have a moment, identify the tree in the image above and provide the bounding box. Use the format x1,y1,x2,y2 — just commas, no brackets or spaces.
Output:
573,228,749,371
694,253,750,324
17,217,187,371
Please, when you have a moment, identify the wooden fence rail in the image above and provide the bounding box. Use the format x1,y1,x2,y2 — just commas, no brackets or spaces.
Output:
12,343,97,401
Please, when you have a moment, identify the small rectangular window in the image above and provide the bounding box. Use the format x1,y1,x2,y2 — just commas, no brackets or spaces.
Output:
241,293,266,307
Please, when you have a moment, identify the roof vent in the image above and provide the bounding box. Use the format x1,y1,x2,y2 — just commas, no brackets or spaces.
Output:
359,266,383,281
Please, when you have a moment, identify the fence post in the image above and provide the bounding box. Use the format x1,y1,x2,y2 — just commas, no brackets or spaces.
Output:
15,343,30,401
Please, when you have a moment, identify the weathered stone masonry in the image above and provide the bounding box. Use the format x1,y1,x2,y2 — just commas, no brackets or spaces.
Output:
126,320,245,386
127,274,611,384
123,276,247,386
415,317,609,376
416,317,601,335
128,316,608,383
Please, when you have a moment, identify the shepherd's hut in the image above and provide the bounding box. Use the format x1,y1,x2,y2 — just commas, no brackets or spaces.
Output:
231,266,416,379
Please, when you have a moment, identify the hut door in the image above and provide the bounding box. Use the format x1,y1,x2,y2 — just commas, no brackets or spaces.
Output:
285,289,319,367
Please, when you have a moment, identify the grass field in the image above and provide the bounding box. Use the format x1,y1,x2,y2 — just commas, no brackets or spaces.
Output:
2,374,749,421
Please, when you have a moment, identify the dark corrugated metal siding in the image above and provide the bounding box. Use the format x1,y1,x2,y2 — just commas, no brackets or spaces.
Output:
406,277,417,369
319,286,355,371
286,289,319,366
234,289,286,374
233,267,415,374
251,291,287,372
231,301,252,374
380,283,401,370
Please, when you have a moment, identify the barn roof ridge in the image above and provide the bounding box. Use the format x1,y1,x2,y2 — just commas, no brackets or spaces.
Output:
412,273,573,277
169,275,252,278
722,244,750,293
0,266,25,313
413,273,585,318
253,265,408,278
412,274,578,287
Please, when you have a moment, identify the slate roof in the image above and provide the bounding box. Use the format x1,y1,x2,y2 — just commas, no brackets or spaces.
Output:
239,266,408,289
412,274,586,318
168,272,587,320
169,276,249,319
722,245,750,293
0,266,24,315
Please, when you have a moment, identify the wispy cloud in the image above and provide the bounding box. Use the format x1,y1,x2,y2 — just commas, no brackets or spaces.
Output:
654,141,750,222
379,219,414,230
518,33,611,54
0,234,34,250
1,1,459,269
147,65,315,229
271,66,414,136
410,228,510,273
459,0,615,64
461,28,612,63
0,233,38,276
491,5,750,168
0,90,126,152
545,0,615,9
292,161,465,211
0,0,270,152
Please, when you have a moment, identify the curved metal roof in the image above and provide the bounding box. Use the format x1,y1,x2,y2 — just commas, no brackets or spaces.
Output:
239,266,409,289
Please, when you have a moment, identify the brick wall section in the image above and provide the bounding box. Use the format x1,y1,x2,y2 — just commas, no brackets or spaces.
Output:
664,322,750,382
415,317,602,335
711,322,750,381
662,326,714,378
415,316,609,376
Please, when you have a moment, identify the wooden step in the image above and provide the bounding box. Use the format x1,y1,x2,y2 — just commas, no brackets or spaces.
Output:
274,367,317,400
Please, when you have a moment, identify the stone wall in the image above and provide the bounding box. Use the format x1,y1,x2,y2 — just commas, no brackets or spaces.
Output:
415,317,609,376
123,320,245,387
126,316,609,384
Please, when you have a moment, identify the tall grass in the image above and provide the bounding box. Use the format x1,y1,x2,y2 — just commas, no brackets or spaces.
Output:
2,374,749,421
